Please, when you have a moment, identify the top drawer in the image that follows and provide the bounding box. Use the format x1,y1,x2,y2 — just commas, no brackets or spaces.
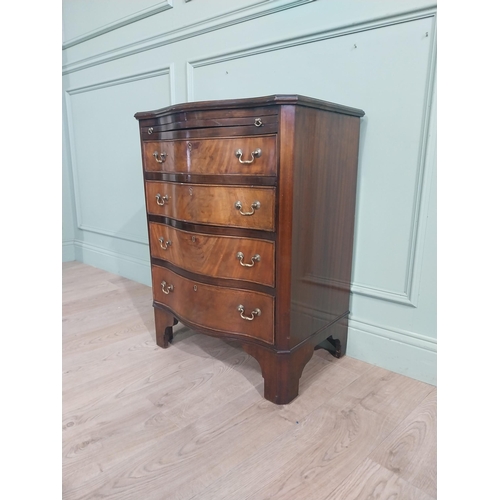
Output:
139,106,279,140
142,136,276,176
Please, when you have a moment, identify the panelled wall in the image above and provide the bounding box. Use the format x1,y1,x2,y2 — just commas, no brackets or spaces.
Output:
62,0,437,385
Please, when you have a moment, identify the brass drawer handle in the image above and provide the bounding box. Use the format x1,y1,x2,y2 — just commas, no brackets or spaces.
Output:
237,305,261,321
235,200,260,216
148,127,154,135
254,118,263,127
155,193,169,205
158,237,172,250
160,281,174,294
235,148,261,164
236,252,260,267
153,151,167,163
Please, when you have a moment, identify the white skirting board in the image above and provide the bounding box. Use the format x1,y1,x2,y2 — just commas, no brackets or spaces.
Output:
347,320,436,386
73,240,152,287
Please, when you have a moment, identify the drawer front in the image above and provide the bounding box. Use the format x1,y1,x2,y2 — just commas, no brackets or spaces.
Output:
145,181,275,231
139,106,279,139
149,223,275,286
142,136,276,176
152,265,274,344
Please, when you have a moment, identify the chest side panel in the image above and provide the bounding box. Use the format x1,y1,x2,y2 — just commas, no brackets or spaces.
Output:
289,106,361,348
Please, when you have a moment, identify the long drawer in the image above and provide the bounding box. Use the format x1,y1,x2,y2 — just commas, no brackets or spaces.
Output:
152,265,274,344
149,222,275,286
145,181,275,230
142,136,276,176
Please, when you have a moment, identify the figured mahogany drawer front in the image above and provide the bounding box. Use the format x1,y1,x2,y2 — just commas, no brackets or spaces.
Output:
142,136,276,175
152,265,274,344
145,181,275,231
149,223,275,286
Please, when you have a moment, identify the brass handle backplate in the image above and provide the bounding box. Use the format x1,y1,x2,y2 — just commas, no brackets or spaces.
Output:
237,305,261,321
155,193,169,205
236,252,260,267
153,151,167,163
160,281,174,295
235,148,262,164
234,200,260,216
158,237,172,250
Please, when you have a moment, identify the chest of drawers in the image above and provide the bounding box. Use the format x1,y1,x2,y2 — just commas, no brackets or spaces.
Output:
135,95,364,404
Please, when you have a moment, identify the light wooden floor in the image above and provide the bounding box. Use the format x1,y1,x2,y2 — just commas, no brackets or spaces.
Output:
62,262,437,500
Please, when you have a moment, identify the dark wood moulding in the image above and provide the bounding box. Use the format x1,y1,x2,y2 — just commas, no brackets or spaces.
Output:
144,172,277,186
146,215,277,241
134,94,365,121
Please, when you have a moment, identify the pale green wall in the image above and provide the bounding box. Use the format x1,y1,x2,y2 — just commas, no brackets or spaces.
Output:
62,94,77,262
62,0,437,384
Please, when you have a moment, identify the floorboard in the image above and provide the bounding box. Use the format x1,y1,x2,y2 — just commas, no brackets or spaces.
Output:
62,262,437,500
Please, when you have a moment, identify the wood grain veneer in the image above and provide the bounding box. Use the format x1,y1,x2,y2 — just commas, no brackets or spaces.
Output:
136,94,364,404
289,106,361,351
149,222,275,286
151,265,274,344
145,181,275,230
142,136,276,175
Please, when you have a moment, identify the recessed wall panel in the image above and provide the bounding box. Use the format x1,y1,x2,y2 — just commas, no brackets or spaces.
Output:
67,72,171,243
62,0,166,42
191,17,433,296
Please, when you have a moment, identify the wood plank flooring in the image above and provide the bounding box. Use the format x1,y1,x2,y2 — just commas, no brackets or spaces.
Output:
62,262,437,500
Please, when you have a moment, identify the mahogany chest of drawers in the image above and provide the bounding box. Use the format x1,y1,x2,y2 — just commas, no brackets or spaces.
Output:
135,95,364,404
